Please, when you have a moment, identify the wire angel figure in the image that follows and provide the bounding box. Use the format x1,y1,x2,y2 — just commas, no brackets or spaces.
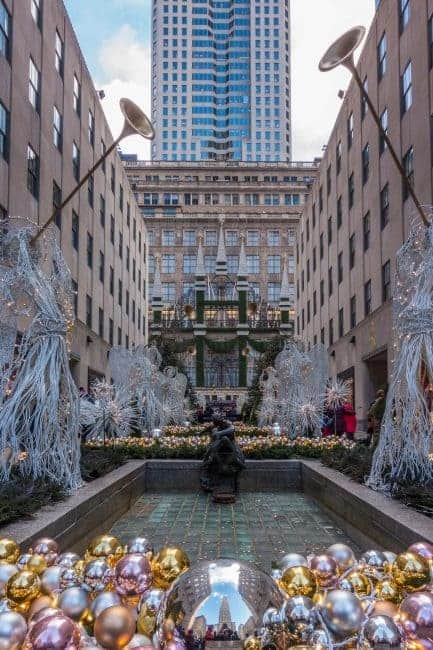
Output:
0,219,81,491
79,380,137,442
368,216,433,491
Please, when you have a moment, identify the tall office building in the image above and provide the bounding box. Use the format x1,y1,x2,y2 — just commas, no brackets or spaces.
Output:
151,0,291,162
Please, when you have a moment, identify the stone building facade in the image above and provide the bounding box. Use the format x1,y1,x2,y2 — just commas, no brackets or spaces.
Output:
296,0,433,426
0,0,148,387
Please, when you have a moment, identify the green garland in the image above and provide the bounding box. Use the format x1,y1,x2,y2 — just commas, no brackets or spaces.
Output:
203,336,239,353
248,338,277,353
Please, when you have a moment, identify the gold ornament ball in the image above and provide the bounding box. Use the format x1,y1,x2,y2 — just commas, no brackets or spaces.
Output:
244,635,261,649
339,570,372,598
6,570,41,613
279,566,318,599
94,605,136,649
26,554,48,576
374,578,402,604
152,548,190,590
0,539,19,565
85,535,124,568
0,563,18,597
391,552,430,592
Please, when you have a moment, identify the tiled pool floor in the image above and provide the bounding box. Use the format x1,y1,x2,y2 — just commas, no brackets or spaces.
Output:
110,492,362,572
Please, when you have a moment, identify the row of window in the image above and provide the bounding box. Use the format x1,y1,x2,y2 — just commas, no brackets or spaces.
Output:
159,281,283,304
151,253,294,276
141,191,302,206
298,260,391,344
83,293,145,348
153,229,296,247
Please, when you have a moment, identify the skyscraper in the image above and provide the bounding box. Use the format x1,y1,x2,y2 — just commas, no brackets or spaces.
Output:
151,0,291,162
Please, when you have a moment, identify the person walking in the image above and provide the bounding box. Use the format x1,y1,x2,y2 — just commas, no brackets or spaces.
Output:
342,402,357,440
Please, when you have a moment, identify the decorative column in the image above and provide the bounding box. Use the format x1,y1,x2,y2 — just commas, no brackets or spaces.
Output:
194,236,206,388
215,216,228,276
279,256,293,337
151,256,163,337
237,235,249,388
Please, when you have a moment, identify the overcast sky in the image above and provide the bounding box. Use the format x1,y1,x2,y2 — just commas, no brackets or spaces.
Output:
64,0,375,162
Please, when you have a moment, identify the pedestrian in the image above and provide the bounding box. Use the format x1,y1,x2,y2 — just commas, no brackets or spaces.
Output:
342,402,357,440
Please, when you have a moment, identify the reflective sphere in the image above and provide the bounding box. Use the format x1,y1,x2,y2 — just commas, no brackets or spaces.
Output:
28,607,62,628
374,578,401,604
371,600,398,618
0,611,27,649
94,605,136,649
127,537,154,558
406,640,433,650
57,553,80,569
326,543,356,571
309,554,338,587
137,589,164,637
0,565,18,598
158,559,284,641
392,552,430,592
0,601,12,614
281,596,315,636
307,628,329,646
362,614,402,648
57,587,90,622
114,554,153,597
27,598,56,622
244,635,261,650
360,550,387,572
6,570,41,613
59,567,81,590
383,551,397,565
29,539,59,567
409,543,433,561
339,570,372,598
40,566,62,596
321,589,365,639
26,555,48,576
82,559,111,594
91,592,122,619
126,633,154,649
279,566,318,599
85,535,124,568
152,548,190,590
400,592,433,639
23,613,81,649
0,541,19,565
278,553,308,572
16,555,32,571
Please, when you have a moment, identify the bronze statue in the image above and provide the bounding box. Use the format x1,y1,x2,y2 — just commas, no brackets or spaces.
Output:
200,415,245,500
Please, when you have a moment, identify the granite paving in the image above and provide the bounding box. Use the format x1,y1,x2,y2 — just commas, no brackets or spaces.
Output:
110,492,361,572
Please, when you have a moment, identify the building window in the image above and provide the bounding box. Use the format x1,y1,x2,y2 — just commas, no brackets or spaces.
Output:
27,144,39,199
99,195,105,228
109,319,114,346
162,230,175,246
53,181,62,229
98,308,104,338
86,295,92,328
320,279,324,306
400,0,410,32
0,1,11,60
118,280,123,306
72,211,79,250
53,106,62,151
338,252,343,284
72,142,80,182
350,295,356,329
227,255,238,274
429,15,433,68
327,217,332,245
326,164,332,195
349,234,355,269
319,233,324,259
328,267,333,296
378,33,387,79
363,212,370,250
319,185,323,212
329,318,334,346
205,255,216,274
348,172,354,208
162,282,175,303
337,196,343,228
29,58,41,112
380,108,388,154
88,110,95,147
268,255,280,274
401,61,412,114
205,230,217,246
55,30,64,77
382,260,391,302
361,77,368,119
336,141,342,174
162,253,175,273
362,144,370,184
247,255,260,274
110,215,115,244
267,230,280,246
364,280,372,316
267,282,280,303
125,291,129,315
71,279,78,315
338,308,344,338
31,0,42,28
119,185,124,212
313,291,317,316
99,251,104,283
380,183,389,228
183,230,196,246
347,112,354,148
183,254,196,274
247,230,259,246
109,266,114,295
73,74,81,116
111,164,115,193
87,233,93,268
402,146,414,201
0,101,9,161
226,231,238,247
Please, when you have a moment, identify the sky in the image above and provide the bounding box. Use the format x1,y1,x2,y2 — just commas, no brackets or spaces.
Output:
64,0,375,162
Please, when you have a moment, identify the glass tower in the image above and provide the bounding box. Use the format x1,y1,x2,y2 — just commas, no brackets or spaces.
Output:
151,0,291,162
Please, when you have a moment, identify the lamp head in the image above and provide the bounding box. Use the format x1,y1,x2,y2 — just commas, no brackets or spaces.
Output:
319,26,366,72
119,98,155,140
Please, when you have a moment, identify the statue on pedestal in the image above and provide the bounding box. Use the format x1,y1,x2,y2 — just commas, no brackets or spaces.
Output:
200,415,245,501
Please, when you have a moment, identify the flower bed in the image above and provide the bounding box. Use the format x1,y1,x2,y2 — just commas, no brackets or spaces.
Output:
163,423,273,437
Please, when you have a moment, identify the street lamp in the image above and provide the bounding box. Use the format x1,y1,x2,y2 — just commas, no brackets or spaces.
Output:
319,26,429,227
33,98,155,244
